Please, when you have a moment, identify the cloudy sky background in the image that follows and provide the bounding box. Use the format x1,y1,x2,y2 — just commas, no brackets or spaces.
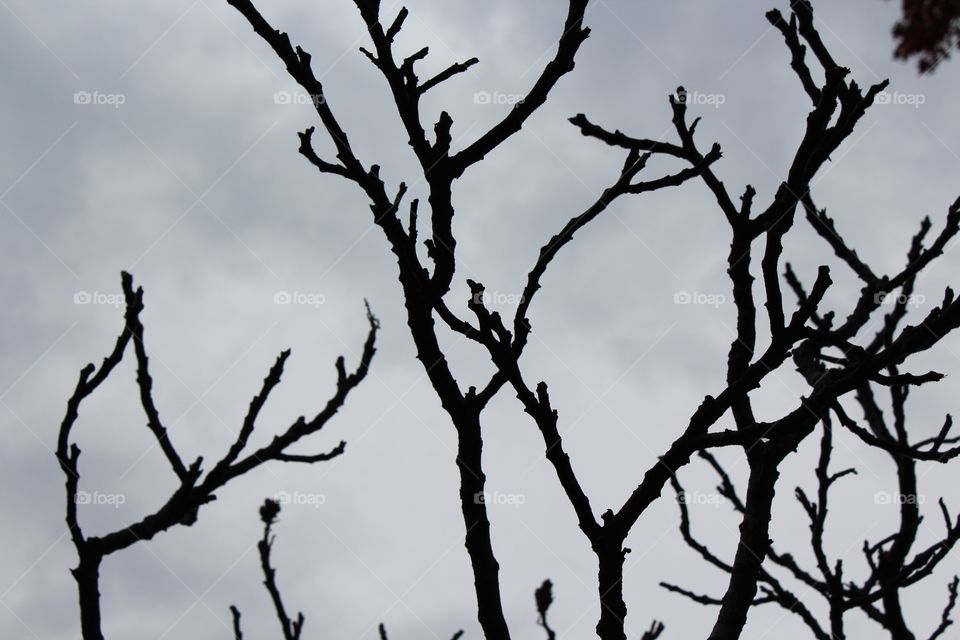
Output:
2,0,960,638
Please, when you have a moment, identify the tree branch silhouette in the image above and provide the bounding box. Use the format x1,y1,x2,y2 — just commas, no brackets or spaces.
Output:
57,272,377,640
233,499,469,640
535,579,556,640
665,254,960,637
215,0,960,638
258,499,304,640
55,0,960,637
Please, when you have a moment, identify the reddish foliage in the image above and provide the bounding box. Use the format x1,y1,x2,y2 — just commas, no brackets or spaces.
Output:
893,0,960,72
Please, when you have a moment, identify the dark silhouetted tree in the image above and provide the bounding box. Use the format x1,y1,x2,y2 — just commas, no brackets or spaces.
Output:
57,273,377,640
664,269,960,639
60,1,960,638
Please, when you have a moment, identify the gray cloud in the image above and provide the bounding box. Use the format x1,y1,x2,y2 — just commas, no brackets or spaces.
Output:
2,0,960,638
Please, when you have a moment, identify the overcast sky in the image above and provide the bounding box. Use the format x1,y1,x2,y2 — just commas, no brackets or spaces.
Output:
2,0,960,638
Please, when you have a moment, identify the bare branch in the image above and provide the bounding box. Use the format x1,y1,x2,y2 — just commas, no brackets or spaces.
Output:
641,619,666,640
449,0,591,176
766,9,820,103
535,579,556,640
257,499,305,640
419,57,479,95
929,576,960,640
229,605,243,640
58,273,377,638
